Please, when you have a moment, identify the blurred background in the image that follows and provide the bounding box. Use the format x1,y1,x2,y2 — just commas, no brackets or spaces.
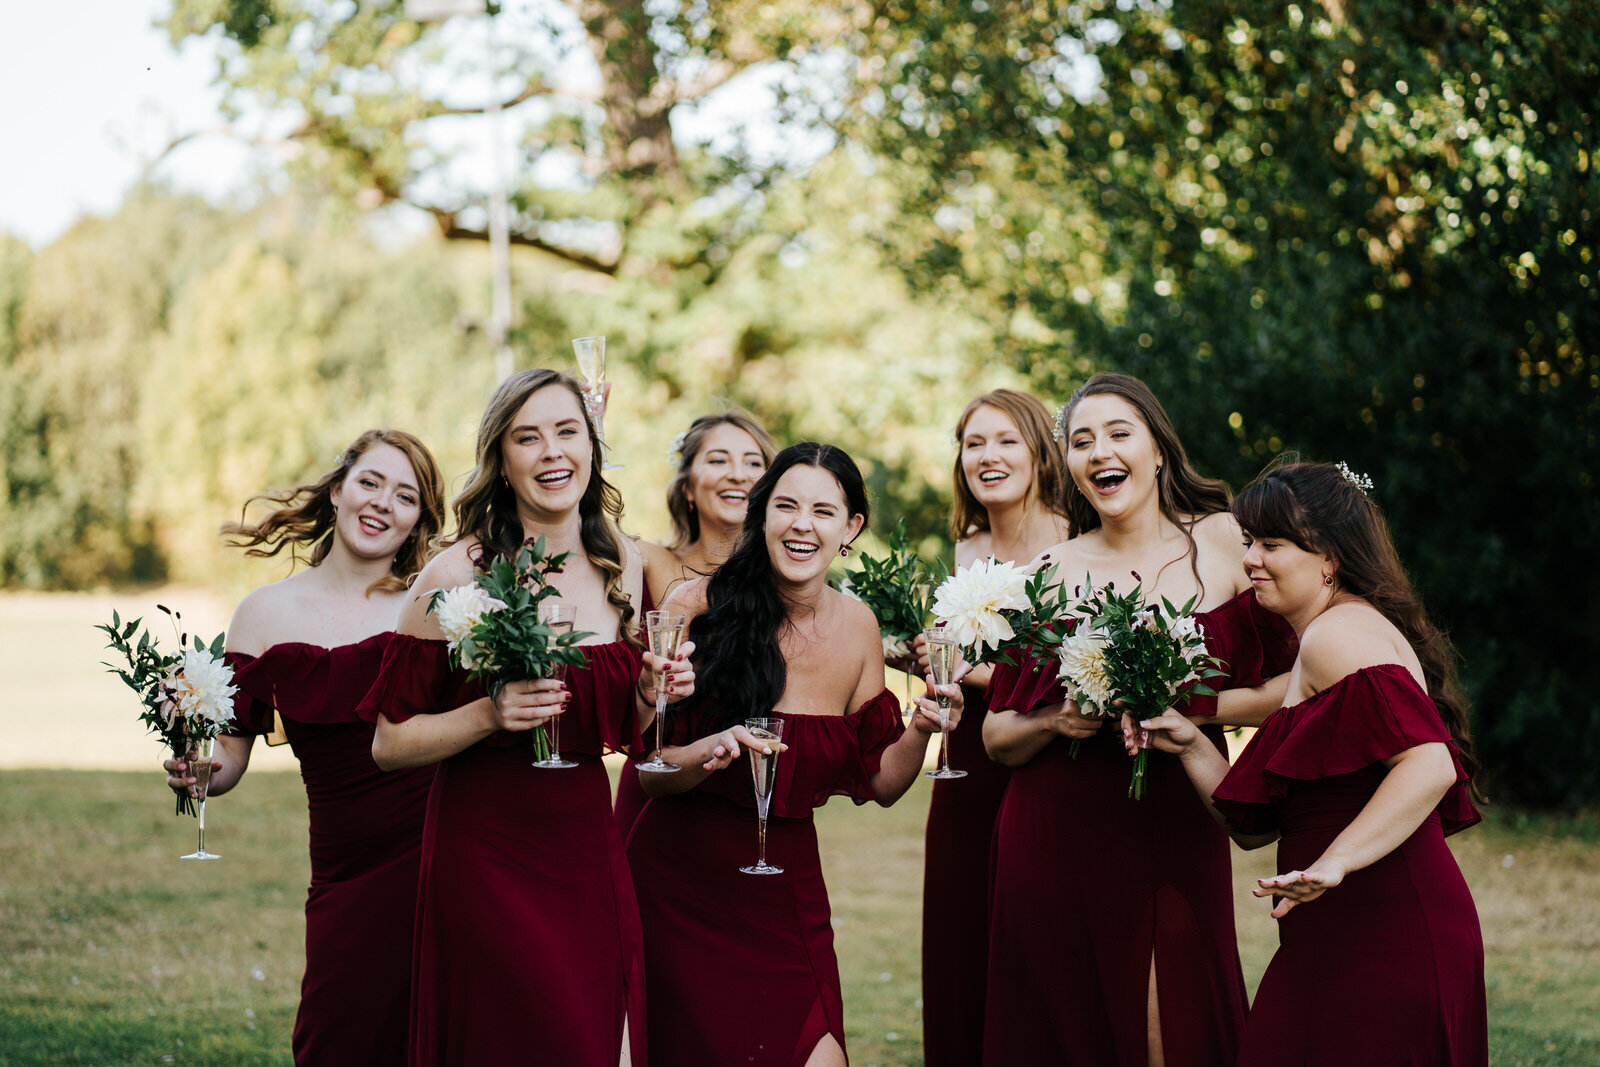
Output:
1,0,1595,808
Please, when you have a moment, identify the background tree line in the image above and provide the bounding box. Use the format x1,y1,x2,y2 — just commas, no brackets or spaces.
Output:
2,0,1594,805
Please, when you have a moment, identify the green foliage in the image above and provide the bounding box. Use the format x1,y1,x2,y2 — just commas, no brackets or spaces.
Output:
851,0,1600,805
839,519,932,647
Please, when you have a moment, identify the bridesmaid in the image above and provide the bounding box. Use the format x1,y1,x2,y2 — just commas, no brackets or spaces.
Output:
916,388,1070,1067
164,429,446,1065
981,373,1296,1067
617,409,777,835
362,369,693,1065
1136,459,1487,1066
625,442,959,1067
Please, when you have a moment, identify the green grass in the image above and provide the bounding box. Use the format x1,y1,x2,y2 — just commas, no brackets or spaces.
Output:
2,771,1596,1065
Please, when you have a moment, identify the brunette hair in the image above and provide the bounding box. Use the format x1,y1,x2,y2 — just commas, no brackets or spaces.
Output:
221,428,446,595
948,389,1068,542
450,369,638,641
1058,372,1232,594
665,409,778,549
1231,458,1484,801
682,442,869,734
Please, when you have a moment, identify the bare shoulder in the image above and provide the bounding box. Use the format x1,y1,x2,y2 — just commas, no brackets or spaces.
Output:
226,580,294,657
830,588,888,700
1298,602,1419,693
400,540,481,639
661,575,710,622
1192,510,1243,549
955,533,992,568
638,538,677,572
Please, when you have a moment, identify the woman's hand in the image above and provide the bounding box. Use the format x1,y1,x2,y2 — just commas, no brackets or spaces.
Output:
1254,862,1347,918
639,640,697,705
489,678,568,733
699,724,786,773
1036,697,1103,740
162,753,212,800
910,681,965,736
1123,707,1204,757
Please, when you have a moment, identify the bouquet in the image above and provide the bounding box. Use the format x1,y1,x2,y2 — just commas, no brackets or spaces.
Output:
838,520,931,663
98,606,237,816
429,536,594,760
930,556,1076,667
1056,575,1225,799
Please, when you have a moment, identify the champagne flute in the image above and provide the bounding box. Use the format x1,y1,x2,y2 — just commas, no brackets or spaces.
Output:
179,735,221,860
739,716,785,875
533,601,579,769
571,335,622,470
922,627,967,780
637,611,685,773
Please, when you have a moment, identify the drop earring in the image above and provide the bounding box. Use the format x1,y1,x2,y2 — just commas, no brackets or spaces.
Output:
840,544,850,558
1324,574,1334,586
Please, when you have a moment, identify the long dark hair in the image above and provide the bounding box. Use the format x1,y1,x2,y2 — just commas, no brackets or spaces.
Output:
1232,458,1484,802
1058,372,1232,595
665,409,778,549
682,442,870,734
948,388,1068,542
221,428,446,595
450,369,637,642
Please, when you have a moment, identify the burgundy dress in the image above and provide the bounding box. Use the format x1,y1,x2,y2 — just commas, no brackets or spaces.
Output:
226,636,433,1067
624,690,905,1066
1212,664,1487,1066
920,677,1009,1067
983,590,1297,1067
358,635,648,1067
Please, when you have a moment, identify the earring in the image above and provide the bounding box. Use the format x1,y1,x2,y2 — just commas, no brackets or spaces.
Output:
1324,574,1334,586
840,545,850,558
687,499,696,512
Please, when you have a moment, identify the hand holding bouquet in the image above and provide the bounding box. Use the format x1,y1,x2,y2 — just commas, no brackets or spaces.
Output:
429,536,594,760
99,606,237,816
1056,575,1224,799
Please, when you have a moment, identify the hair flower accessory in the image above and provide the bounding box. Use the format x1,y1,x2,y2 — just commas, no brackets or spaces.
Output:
1051,404,1066,442
1335,461,1374,495
666,431,688,468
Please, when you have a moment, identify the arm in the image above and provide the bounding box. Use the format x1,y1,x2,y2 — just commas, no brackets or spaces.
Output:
1132,708,1278,849
870,683,958,805
165,732,255,800
1254,742,1457,916
639,722,780,799
1205,673,1290,728
983,697,1102,767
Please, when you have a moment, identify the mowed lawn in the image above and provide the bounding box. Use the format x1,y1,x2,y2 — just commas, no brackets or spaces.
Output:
1,769,1596,1066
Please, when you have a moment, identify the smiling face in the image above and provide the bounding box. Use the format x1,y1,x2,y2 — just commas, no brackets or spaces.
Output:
1065,393,1164,524
686,423,768,533
329,442,424,561
1241,531,1334,625
499,384,593,522
763,464,865,586
960,403,1036,512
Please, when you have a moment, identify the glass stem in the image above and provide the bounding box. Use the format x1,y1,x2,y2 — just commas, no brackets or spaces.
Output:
548,713,560,759
196,798,206,854
938,698,952,774
654,682,667,760
756,814,768,867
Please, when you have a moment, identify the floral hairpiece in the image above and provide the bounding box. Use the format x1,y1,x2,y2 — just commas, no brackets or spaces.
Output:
334,448,353,467
666,431,688,468
1051,404,1066,443
1335,461,1374,494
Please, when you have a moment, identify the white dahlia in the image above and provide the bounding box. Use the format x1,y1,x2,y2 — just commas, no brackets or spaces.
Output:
931,558,1030,655
882,633,912,661
162,649,238,734
1057,626,1114,716
433,584,506,668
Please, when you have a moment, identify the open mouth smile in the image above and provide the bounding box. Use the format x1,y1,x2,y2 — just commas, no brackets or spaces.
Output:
535,470,574,489
978,470,1009,485
357,516,390,534
1090,468,1129,492
782,540,819,560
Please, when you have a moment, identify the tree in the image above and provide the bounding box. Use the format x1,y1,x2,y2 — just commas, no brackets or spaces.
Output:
848,0,1600,804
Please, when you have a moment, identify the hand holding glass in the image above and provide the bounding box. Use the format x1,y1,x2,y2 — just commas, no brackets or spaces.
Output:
532,601,579,769
571,335,621,469
180,736,221,860
638,611,685,773
922,627,967,780
739,717,785,875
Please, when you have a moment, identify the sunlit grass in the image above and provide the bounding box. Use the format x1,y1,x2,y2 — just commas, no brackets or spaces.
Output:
2,770,1595,1066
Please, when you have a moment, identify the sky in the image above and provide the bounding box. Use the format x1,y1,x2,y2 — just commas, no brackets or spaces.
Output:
0,0,262,249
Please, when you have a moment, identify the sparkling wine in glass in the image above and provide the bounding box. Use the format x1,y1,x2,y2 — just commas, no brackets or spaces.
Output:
180,736,221,860
637,611,685,773
571,335,622,470
923,627,967,780
901,580,932,716
739,717,785,875
533,601,579,769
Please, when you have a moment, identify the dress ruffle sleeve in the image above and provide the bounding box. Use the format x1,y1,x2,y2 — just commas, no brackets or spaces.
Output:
1183,590,1300,718
230,634,394,727
1212,664,1481,837
221,651,270,737
355,634,480,725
